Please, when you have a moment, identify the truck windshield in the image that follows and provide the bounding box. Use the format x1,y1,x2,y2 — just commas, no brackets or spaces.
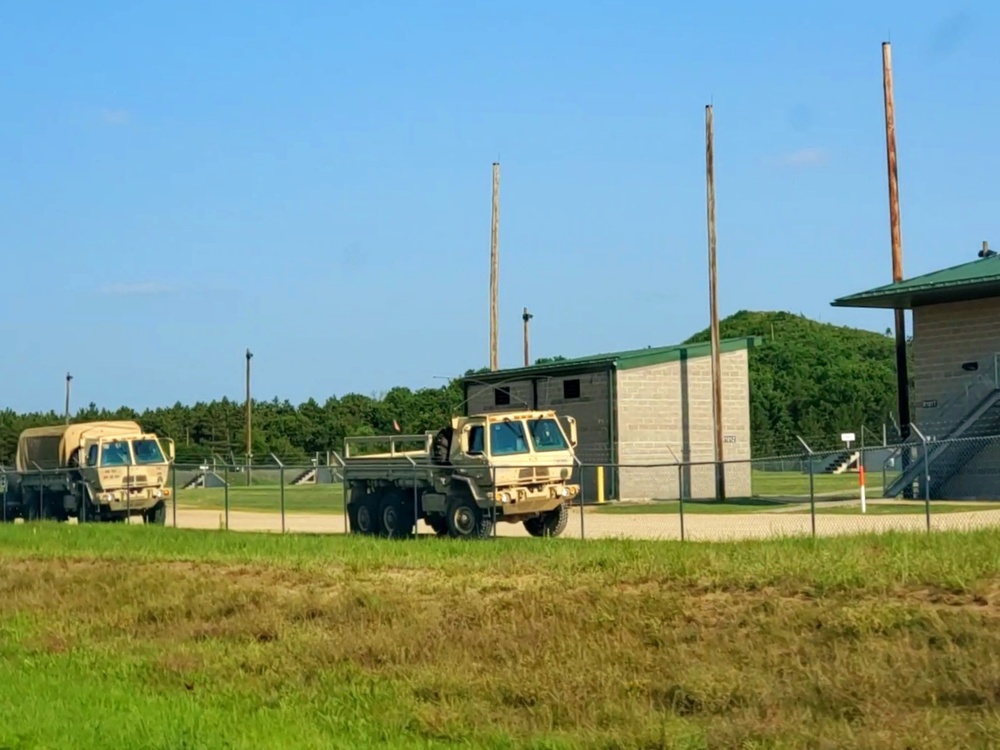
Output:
490,421,529,455
133,439,166,464
527,418,569,451
101,441,132,467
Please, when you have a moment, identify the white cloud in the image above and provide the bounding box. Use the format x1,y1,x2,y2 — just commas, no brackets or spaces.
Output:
99,282,172,296
99,108,131,126
776,147,829,167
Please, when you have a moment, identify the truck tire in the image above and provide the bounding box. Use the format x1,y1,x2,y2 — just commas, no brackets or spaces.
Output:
349,492,381,535
427,516,449,536
446,495,493,539
523,502,569,538
144,501,167,526
378,492,415,539
431,427,453,465
22,491,45,522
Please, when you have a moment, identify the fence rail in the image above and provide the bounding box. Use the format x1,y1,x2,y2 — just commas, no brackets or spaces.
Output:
3,432,1000,541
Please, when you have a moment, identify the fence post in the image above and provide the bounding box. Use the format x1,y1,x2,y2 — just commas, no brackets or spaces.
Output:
797,436,816,538
578,461,586,540
491,464,498,539
910,424,932,532
407,456,419,540
171,464,177,528
224,465,230,531
270,453,286,535
677,463,685,542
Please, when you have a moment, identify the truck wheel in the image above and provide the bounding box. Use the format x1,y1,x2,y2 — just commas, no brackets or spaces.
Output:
23,492,45,522
446,496,493,539
378,493,415,539
144,501,167,526
523,502,569,538
349,495,381,535
427,516,449,536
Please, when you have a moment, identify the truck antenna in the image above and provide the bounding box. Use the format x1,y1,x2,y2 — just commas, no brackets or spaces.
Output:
489,161,500,371
64,372,73,425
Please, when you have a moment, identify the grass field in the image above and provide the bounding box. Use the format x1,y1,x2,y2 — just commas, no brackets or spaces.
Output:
175,483,345,515
3,524,1000,748
594,499,1000,516
809,502,1000,515
593,497,791,514
750,468,885,497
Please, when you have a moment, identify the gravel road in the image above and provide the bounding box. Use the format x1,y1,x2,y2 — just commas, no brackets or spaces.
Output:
166,505,1000,541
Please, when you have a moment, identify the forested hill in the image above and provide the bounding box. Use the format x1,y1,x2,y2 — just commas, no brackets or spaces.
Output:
0,311,907,464
684,310,909,454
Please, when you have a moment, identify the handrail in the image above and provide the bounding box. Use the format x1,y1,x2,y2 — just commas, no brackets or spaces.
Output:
922,363,999,437
882,361,1000,475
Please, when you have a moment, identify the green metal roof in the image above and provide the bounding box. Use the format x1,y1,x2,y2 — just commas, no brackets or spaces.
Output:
831,254,1000,310
461,336,761,383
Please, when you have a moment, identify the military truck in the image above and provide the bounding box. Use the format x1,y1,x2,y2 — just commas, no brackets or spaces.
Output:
342,409,580,539
1,420,175,524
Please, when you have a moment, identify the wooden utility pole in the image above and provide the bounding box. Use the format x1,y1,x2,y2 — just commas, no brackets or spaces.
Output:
245,348,253,485
64,372,72,425
882,41,911,443
490,162,500,371
705,104,726,502
522,307,533,367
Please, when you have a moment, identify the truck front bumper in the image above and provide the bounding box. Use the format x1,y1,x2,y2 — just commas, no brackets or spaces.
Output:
96,487,170,513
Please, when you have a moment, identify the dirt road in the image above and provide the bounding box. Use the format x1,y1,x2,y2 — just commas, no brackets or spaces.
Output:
166,505,1000,541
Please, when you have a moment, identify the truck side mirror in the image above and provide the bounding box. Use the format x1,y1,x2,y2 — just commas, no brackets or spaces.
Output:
566,417,578,447
168,439,176,461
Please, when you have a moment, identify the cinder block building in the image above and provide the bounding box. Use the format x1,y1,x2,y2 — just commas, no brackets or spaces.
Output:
460,337,759,502
832,248,1000,499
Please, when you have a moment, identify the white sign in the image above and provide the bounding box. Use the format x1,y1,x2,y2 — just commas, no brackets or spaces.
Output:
840,432,856,443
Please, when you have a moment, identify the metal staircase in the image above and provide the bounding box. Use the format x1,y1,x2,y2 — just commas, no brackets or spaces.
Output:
884,387,1000,498
820,451,860,474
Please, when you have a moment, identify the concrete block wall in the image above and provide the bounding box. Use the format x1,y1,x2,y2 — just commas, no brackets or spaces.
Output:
939,439,1000,500
466,381,535,415
614,348,752,501
910,298,1000,499
912,298,1000,436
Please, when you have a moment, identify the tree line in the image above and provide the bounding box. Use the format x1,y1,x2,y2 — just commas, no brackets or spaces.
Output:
0,310,906,466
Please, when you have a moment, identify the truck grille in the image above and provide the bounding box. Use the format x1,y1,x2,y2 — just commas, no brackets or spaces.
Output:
517,468,551,480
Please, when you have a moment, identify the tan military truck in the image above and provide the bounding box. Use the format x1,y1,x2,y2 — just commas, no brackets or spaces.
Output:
2,420,175,524
342,409,580,539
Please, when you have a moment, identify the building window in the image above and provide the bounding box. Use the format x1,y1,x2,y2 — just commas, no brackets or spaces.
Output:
563,378,581,399
494,386,511,406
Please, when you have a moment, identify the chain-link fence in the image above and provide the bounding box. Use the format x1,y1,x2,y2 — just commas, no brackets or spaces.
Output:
5,432,1000,542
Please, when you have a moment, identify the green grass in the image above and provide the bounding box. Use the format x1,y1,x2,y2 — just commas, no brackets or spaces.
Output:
751,469,885,498
3,524,1000,748
808,502,1000,516
592,497,792,514
175,483,345,515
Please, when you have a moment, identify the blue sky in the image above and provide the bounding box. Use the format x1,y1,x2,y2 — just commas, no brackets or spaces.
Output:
1,1,996,413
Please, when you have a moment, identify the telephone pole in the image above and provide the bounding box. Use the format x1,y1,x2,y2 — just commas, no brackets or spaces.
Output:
706,104,726,502
522,307,533,367
489,162,500,371
64,372,72,424
882,41,910,444
245,348,253,485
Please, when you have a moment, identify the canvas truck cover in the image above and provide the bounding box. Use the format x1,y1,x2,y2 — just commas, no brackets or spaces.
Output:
15,420,145,472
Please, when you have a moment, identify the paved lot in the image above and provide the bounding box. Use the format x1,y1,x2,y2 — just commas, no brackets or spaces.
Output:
165,506,1000,541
